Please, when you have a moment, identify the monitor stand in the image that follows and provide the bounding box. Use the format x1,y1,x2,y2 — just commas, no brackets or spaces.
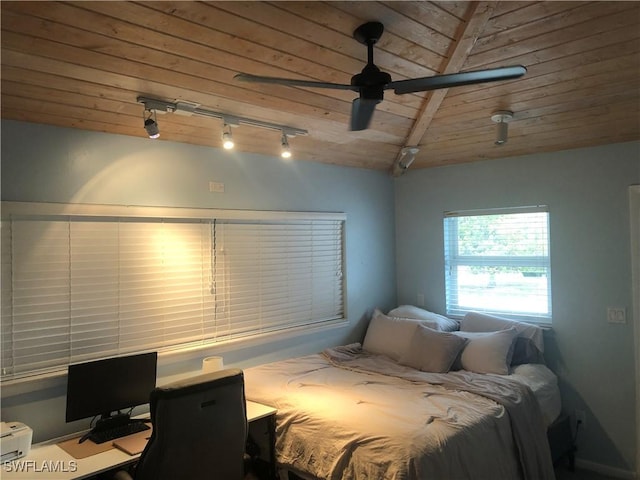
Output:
95,412,131,432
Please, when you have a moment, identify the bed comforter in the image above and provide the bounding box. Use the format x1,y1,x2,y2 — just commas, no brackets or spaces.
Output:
244,344,554,480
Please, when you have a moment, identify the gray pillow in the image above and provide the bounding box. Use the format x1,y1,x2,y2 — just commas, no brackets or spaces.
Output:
459,312,544,365
399,324,468,373
362,309,421,361
453,328,518,375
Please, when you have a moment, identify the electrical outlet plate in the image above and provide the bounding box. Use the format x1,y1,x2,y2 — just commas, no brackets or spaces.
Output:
209,181,225,193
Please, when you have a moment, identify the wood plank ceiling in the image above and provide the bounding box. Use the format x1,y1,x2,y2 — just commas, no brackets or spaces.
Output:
2,1,639,172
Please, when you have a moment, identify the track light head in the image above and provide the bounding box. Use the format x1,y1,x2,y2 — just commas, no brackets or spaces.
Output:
222,124,234,150
143,110,160,139
399,146,419,169
144,118,160,139
281,133,292,159
390,145,420,177
491,110,513,145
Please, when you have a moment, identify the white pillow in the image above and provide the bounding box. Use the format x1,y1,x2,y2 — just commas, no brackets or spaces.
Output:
459,312,544,364
362,309,420,361
399,325,468,373
453,328,518,375
388,305,459,332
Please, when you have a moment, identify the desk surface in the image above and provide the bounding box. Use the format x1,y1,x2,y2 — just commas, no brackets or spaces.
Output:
1,401,276,480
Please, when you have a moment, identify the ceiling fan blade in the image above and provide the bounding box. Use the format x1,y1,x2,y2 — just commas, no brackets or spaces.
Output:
350,98,378,131
388,65,527,95
235,73,357,91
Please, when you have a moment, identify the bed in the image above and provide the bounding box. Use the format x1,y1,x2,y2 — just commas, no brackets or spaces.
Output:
244,308,559,480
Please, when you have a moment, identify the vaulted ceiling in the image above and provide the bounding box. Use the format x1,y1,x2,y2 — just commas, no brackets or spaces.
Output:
1,1,639,172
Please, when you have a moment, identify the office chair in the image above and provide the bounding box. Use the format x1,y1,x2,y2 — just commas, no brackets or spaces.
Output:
114,368,248,480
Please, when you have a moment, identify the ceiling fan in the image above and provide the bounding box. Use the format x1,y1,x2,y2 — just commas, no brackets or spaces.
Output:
235,21,526,131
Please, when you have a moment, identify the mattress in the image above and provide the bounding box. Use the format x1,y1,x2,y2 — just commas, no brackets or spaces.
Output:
244,344,555,480
502,363,562,427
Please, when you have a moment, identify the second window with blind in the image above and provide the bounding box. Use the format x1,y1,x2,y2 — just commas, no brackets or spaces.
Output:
443,206,551,323
1,204,345,379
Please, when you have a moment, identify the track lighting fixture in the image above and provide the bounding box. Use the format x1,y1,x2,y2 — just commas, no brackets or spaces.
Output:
491,110,513,145
137,96,307,158
222,123,234,150
281,133,292,159
143,109,160,139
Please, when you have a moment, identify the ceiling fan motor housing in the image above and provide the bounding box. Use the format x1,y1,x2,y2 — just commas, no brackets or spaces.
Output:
351,67,391,101
351,22,390,102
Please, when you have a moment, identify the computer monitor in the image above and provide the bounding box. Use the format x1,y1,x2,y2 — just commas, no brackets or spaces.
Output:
66,352,157,426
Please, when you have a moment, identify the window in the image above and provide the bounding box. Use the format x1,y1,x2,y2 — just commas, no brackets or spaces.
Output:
443,206,551,322
1,202,345,380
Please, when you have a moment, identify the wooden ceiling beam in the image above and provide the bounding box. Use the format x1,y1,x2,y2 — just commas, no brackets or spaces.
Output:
391,1,497,176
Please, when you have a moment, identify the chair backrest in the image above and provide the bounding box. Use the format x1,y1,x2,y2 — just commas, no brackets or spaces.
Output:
134,368,247,480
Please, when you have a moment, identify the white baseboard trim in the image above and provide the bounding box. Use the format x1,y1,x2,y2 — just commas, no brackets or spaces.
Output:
575,459,637,479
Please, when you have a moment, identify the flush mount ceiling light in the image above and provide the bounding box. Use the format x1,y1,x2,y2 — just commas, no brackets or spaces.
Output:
138,96,307,157
143,109,160,139
491,110,514,145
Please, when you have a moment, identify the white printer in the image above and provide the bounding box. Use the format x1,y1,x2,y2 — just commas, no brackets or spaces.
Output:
1,421,33,462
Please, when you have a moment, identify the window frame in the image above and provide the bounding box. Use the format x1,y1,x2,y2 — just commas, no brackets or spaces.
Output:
443,205,552,323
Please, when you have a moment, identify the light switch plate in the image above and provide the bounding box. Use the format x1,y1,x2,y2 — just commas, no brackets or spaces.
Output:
607,307,626,324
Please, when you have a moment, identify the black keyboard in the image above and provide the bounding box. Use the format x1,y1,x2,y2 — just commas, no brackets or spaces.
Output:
89,421,150,444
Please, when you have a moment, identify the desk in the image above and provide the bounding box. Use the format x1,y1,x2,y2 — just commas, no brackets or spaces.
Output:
1,401,277,480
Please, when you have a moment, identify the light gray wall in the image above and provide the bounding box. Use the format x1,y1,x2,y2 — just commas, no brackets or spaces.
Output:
394,141,640,473
0,120,397,442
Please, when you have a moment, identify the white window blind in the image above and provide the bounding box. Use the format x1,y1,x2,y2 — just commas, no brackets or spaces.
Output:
443,206,551,322
1,203,345,380
212,219,344,340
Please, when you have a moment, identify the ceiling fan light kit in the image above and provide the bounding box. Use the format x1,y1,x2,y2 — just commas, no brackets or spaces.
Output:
137,96,307,158
235,21,526,132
